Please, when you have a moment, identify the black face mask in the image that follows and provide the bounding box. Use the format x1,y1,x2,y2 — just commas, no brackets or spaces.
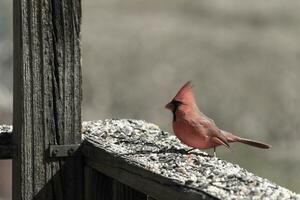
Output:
170,100,183,122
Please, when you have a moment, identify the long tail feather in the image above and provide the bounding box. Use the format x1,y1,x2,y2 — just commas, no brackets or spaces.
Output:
221,130,271,149
237,138,271,149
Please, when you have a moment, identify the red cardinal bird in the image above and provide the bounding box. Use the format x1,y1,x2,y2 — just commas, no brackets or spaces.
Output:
165,81,271,156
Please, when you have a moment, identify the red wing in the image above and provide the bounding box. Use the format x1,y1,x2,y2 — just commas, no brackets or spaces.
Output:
184,112,230,148
188,119,210,138
199,118,230,148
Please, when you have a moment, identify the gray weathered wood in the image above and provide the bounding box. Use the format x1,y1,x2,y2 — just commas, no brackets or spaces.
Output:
13,0,82,199
5,117,299,199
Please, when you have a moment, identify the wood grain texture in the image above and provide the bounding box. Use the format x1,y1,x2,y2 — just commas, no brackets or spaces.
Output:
13,0,82,199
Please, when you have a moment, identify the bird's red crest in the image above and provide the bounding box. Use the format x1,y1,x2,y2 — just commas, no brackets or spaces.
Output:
173,81,196,105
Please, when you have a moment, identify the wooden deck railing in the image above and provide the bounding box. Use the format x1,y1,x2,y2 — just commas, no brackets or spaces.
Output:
1,122,299,199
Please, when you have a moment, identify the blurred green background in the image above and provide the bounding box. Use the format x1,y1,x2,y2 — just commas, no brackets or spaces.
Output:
1,0,300,199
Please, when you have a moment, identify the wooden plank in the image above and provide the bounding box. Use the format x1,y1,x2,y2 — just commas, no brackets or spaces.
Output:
83,144,216,200
84,166,113,200
112,180,147,200
82,119,300,200
84,165,147,200
12,0,82,199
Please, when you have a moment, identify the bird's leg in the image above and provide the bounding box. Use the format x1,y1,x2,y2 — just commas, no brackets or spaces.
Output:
213,147,217,157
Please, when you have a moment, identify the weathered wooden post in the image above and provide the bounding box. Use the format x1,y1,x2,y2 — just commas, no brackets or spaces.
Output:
13,0,82,199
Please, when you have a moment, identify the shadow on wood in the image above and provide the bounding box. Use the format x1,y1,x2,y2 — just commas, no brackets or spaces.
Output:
33,151,83,199
85,166,147,200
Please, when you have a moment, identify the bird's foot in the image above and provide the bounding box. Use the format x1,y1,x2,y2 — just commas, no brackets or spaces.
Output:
186,148,196,154
185,148,211,157
160,146,194,154
160,146,212,157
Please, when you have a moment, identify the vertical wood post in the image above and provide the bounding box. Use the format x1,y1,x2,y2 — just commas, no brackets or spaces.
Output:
13,0,82,199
